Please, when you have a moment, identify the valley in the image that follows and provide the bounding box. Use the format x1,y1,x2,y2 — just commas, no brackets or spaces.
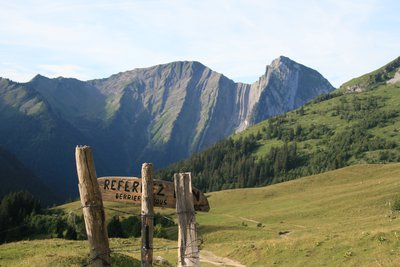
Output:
1,163,399,266
0,57,333,201
159,56,400,193
1,2,398,266
0,56,399,266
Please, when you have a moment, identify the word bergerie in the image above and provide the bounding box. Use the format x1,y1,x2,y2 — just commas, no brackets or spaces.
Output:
97,177,208,211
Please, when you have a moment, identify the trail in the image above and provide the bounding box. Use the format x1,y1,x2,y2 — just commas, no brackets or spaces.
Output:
239,216,260,224
225,214,261,224
200,250,246,267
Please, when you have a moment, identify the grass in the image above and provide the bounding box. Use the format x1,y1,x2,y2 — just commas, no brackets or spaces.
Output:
0,238,176,267
340,56,399,91
232,81,400,167
1,163,400,266
195,163,400,266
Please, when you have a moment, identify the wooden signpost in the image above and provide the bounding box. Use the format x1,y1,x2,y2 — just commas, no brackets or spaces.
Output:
97,177,210,212
76,145,209,267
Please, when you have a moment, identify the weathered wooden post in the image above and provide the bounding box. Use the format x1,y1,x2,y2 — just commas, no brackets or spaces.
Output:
141,163,154,267
174,172,199,267
75,145,110,267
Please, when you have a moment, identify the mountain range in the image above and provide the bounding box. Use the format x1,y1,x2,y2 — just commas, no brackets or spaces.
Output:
0,56,333,201
158,56,400,192
0,146,58,204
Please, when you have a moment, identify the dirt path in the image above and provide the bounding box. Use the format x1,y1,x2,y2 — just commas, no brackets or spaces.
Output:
239,216,260,224
200,250,246,267
224,214,261,224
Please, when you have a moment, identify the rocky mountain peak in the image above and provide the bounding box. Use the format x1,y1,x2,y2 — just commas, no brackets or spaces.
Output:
30,74,49,83
249,56,334,124
269,56,301,72
271,55,291,66
0,57,334,200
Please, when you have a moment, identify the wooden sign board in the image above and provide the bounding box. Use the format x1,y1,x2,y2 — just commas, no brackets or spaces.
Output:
97,177,210,212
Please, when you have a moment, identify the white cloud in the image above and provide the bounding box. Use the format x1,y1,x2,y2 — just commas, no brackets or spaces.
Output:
0,64,38,82
0,0,399,87
37,64,94,80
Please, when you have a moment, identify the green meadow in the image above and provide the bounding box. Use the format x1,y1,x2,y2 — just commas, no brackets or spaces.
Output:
1,163,400,266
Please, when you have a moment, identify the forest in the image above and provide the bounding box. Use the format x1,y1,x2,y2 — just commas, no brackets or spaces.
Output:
0,191,174,244
158,92,400,192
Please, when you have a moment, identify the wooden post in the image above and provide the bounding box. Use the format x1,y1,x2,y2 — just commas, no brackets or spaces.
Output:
174,173,199,267
141,163,154,267
75,146,110,267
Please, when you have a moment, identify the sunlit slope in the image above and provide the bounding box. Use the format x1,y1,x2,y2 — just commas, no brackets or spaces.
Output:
158,56,400,192
1,164,399,266
196,163,400,266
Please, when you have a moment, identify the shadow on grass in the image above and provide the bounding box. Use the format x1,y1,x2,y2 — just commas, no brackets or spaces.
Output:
79,253,141,267
166,224,243,239
198,224,242,235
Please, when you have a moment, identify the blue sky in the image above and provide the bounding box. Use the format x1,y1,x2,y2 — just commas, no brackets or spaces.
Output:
0,0,399,87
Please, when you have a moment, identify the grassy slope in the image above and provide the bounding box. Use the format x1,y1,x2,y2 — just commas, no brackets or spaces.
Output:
1,163,400,266
231,81,400,176
196,163,400,266
156,57,400,194
240,80,400,156
235,57,400,147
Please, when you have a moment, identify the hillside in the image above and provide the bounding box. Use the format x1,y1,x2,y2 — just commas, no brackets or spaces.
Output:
158,56,400,192
196,163,400,266
1,164,399,266
0,57,333,200
0,146,58,205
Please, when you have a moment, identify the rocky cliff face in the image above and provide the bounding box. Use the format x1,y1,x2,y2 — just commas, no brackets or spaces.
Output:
249,56,334,123
0,56,334,200
86,57,333,161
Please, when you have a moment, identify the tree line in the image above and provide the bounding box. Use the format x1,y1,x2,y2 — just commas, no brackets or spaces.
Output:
0,191,175,244
157,94,400,192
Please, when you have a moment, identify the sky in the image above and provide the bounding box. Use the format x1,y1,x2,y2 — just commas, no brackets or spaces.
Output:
0,0,399,87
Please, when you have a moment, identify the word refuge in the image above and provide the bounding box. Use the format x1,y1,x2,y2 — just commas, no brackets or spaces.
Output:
97,177,209,211
103,179,165,196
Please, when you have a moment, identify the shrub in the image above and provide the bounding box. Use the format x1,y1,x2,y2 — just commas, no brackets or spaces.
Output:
392,197,400,211
154,224,167,238
107,216,125,238
0,191,41,243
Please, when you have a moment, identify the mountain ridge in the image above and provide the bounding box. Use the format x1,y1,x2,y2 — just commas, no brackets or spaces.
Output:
0,56,334,200
157,56,400,192
0,146,58,205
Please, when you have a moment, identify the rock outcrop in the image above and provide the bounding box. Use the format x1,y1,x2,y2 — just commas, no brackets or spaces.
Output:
0,56,334,199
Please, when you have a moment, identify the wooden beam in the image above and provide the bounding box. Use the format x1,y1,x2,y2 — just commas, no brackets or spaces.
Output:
75,146,110,267
141,163,154,267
